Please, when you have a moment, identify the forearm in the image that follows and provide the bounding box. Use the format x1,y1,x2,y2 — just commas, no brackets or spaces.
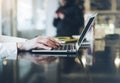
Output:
0,35,27,59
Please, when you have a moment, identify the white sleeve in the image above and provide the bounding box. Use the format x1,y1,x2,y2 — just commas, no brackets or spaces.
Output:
0,35,27,42
0,43,17,59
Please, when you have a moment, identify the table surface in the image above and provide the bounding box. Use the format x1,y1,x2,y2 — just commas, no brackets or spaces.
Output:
0,38,120,83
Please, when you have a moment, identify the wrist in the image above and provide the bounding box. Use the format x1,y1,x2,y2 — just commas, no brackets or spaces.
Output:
17,42,24,51
17,39,29,50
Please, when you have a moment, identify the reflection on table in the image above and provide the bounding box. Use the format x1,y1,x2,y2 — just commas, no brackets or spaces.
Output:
1,37,120,83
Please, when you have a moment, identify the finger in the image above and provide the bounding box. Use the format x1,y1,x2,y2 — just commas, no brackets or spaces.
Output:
48,37,61,46
43,41,57,48
37,37,57,48
36,43,52,50
37,37,61,48
43,39,59,48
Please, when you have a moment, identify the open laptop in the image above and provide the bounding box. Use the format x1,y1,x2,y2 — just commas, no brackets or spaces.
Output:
32,14,97,54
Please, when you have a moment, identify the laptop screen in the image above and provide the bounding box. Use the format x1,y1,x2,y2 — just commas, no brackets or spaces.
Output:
78,15,96,45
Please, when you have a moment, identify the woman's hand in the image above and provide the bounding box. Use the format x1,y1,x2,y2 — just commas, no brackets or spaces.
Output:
17,36,61,51
58,13,65,20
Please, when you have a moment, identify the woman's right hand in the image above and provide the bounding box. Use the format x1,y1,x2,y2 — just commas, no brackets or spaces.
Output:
17,36,61,51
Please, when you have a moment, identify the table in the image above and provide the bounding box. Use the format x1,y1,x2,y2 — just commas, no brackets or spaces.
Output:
0,38,120,83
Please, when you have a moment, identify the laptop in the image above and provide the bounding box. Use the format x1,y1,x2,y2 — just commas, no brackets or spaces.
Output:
32,14,97,54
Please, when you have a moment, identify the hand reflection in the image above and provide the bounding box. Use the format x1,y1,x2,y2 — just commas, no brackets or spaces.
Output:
18,53,57,64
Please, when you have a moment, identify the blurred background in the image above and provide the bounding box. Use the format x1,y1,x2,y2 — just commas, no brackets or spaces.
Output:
1,1,120,83
0,0,120,39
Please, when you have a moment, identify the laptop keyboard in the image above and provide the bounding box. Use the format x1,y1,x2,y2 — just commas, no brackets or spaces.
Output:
53,43,76,50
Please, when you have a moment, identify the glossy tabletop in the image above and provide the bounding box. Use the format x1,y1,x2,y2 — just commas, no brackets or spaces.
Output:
0,38,120,83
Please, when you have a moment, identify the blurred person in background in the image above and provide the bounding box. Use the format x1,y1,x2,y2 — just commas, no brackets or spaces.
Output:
53,0,84,37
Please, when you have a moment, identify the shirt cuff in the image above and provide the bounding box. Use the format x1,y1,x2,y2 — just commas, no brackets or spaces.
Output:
0,43,17,60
